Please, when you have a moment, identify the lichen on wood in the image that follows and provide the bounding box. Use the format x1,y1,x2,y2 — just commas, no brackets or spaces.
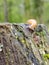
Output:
0,23,49,65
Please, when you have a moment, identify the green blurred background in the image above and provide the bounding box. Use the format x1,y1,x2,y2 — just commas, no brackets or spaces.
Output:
0,0,49,27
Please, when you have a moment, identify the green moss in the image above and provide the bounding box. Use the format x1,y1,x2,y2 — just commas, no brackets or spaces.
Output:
43,54,49,61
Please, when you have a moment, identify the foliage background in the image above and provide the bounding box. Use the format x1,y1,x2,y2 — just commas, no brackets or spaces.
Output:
0,0,49,27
